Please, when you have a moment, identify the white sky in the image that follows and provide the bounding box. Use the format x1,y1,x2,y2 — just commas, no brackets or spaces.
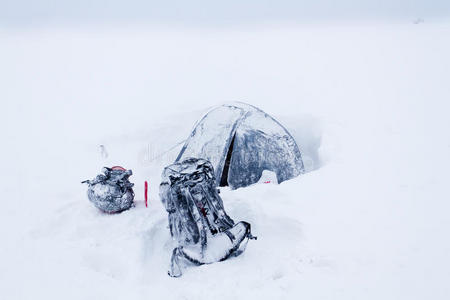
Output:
1,0,449,27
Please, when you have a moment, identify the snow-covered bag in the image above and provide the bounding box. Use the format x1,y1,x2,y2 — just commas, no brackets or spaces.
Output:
160,157,256,277
82,166,135,213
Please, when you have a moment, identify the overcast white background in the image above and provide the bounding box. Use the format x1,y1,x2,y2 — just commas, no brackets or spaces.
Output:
1,0,449,27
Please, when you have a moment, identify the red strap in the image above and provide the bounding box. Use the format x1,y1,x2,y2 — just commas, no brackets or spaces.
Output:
145,181,148,207
111,166,126,171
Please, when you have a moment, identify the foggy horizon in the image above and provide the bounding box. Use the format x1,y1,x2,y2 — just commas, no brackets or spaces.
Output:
1,0,449,28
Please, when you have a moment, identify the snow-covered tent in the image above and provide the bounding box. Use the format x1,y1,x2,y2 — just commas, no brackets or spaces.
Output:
176,102,304,189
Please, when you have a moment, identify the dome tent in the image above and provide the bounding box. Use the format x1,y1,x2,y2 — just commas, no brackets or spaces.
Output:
176,102,304,189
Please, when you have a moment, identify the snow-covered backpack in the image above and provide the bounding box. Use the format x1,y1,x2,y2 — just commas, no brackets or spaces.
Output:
82,166,134,213
159,157,256,277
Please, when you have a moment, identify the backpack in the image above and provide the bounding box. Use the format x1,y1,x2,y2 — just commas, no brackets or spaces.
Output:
160,158,255,277
83,166,134,213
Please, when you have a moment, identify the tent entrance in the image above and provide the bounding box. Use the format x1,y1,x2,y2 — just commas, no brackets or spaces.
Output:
220,133,236,187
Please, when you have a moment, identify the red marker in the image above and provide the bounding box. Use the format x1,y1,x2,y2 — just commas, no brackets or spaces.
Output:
145,181,148,207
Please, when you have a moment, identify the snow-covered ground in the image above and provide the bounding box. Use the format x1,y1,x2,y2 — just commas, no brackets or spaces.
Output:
1,23,450,299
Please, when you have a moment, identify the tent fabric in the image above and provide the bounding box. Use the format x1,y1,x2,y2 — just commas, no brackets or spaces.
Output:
176,102,304,189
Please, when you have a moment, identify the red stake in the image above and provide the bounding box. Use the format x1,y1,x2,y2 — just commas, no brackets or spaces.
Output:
145,181,148,207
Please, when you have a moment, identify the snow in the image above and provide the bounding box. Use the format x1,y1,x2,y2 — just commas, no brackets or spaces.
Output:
1,22,450,299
